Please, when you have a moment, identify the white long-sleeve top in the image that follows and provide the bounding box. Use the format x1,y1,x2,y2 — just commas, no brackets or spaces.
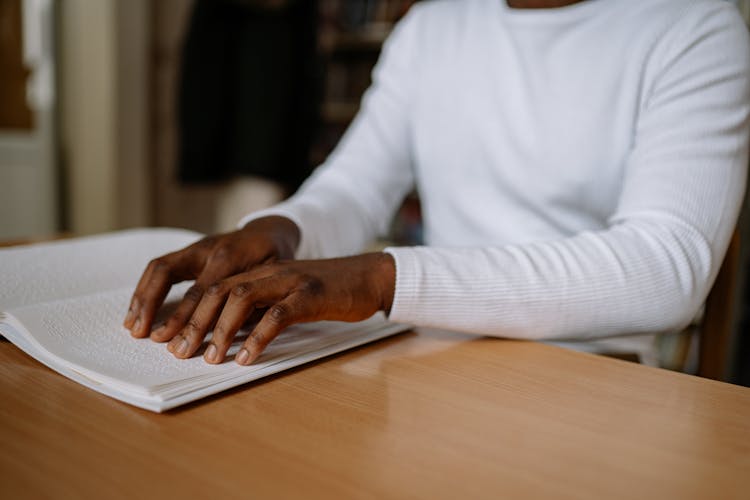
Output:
241,0,750,359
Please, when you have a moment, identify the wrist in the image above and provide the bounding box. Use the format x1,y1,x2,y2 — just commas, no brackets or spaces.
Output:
374,252,396,315
243,216,301,259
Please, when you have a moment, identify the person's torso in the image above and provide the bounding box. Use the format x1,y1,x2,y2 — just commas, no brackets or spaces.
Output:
408,0,721,246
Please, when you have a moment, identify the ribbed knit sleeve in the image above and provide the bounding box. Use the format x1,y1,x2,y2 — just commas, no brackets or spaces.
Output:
238,7,420,259
385,4,750,339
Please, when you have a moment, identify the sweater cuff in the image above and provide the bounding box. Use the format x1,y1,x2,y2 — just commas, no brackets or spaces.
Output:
382,246,423,323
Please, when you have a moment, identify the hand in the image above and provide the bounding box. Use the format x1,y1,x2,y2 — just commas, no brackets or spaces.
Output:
123,216,300,340
164,252,396,365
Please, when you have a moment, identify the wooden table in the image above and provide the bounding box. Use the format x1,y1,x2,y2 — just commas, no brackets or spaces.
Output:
1,328,748,499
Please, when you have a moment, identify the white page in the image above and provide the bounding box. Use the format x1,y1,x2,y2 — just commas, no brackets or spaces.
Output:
1,313,408,412
6,285,395,394
0,228,202,310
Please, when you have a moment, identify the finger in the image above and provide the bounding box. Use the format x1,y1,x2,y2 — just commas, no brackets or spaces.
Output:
236,294,308,366
168,282,230,359
124,260,160,330
150,284,204,342
204,280,266,364
127,255,178,338
205,274,294,363
125,235,221,334
151,256,240,343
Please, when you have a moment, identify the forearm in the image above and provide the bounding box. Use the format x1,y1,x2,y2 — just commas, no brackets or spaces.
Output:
385,216,730,340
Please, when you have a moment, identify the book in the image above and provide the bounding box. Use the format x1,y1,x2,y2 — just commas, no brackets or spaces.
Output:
0,228,410,412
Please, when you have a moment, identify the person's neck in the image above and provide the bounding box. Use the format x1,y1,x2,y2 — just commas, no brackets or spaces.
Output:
506,0,586,8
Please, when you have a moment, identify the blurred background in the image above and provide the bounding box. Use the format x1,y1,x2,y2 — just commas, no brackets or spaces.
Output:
0,0,748,383
0,0,418,239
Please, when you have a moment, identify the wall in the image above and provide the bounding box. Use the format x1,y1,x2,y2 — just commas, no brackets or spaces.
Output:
58,0,150,235
0,0,57,240
152,0,223,234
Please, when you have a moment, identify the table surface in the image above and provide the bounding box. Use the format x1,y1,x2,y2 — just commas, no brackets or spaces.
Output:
1,327,749,500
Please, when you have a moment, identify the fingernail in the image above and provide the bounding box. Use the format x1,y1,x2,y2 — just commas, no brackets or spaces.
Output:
236,348,251,365
175,338,189,356
133,317,141,333
205,344,218,363
167,335,181,353
124,308,135,326
150,325,165,340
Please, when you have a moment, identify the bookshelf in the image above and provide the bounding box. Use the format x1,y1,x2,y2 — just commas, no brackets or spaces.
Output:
314,0,422,245
312,1,413,162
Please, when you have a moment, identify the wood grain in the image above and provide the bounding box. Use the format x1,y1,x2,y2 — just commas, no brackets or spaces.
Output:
1,328,749,499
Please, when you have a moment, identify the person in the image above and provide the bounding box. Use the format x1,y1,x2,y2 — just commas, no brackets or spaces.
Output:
124,0,750,367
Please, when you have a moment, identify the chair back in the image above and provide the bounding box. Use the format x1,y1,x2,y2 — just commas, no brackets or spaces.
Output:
699,229,741,381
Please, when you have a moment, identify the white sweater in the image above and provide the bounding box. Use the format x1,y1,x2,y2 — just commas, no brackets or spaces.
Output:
242,0,750,360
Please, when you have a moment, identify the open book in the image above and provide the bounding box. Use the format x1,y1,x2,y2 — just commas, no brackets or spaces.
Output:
0,229,409,412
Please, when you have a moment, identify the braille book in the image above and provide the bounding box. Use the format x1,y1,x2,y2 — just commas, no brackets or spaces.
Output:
0,229,408,412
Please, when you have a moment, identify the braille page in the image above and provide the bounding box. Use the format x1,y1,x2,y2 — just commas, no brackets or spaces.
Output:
0,228,202,311
4,284,406,399
0,228,411,411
